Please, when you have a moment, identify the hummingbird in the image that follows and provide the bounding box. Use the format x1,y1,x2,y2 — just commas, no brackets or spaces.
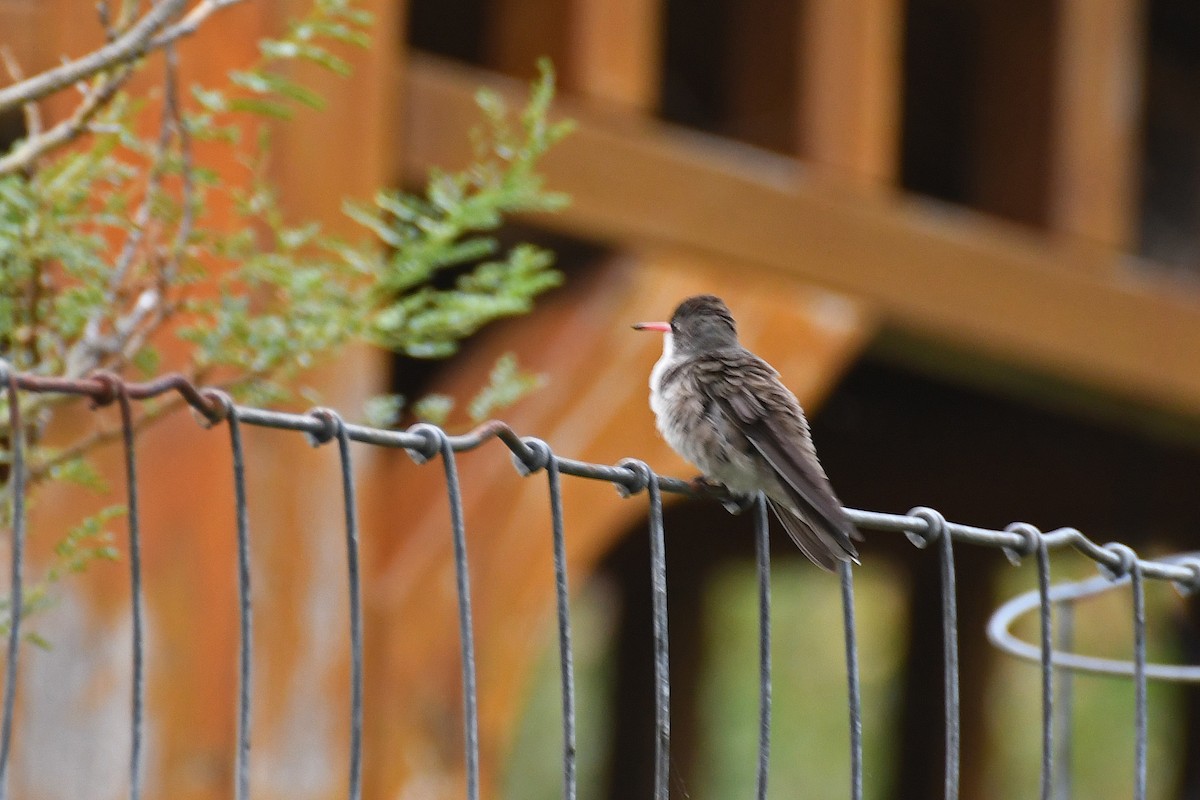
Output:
634,294,860,571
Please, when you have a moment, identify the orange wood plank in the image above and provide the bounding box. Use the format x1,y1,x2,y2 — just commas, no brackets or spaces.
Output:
402,55,1200,418
567,0,662,109
484,0,572,82
798,0,903,184
1049,0,1144,247
486,0,661,110
259,2,407,798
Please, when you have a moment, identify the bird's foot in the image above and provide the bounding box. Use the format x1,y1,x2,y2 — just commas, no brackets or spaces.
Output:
689,476,756,515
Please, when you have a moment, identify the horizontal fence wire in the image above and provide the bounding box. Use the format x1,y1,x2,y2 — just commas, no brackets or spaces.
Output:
3,364,1200,800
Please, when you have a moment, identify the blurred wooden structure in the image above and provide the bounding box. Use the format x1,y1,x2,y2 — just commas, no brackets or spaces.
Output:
5,0,1200,798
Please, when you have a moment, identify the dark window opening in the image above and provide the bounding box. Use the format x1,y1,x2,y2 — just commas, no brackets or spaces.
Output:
1138,0,1200,274
659,0,799,153
900,0,1055,227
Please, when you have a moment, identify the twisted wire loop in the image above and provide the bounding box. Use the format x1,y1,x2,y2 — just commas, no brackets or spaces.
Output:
1170,556,1200,598
909,506,960,800
409,423,482,800
618,459,670,800
307,408,364,800
753,495,771,800
839,560,863,800
204,388,254,800
519,437,578,800
0,367,25,800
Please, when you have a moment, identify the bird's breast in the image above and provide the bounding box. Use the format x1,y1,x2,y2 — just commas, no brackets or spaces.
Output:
648,359,763,493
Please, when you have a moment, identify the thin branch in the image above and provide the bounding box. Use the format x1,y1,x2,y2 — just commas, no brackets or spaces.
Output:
0,0,190,113
0,66,134,177
96,0,117,43
64,45,188,376
150,0,248,49
163,43,195,281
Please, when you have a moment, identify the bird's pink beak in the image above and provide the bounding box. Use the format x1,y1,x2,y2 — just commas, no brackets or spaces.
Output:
632,321,671,332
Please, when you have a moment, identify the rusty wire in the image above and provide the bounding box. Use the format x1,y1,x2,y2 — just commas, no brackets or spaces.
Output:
2,364,1200,800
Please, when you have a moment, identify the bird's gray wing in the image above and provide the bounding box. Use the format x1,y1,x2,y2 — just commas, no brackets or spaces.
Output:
699,352,860,568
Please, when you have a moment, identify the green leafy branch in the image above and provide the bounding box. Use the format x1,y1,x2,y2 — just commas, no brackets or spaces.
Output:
1,1,572,633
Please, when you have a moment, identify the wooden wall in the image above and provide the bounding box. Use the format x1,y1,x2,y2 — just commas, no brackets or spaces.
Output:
5,0,1200,798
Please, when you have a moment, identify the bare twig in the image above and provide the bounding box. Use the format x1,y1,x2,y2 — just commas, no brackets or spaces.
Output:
150,0,248,49
64,44,191,376
0,0,203,114
96,0,117,42
0,65,134,177
110,46,194,369
161,44,194,282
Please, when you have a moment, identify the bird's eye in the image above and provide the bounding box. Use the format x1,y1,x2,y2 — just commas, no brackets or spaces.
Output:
670,321,678,333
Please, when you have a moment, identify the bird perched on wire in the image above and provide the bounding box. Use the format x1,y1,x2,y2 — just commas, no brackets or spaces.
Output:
633,294,860,571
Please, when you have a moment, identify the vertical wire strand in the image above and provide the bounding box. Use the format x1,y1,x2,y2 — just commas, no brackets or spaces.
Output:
438,437,480,800
545,454,577,800
753,495,771,800
1052,602,1074,800
1035,541,1053,800
0,372,25,799
226,411,253,800
645,471,670,800
940,528,960,800
333,422,363,800
1131,561,1147,800
840,560,863,800
115,387,146,800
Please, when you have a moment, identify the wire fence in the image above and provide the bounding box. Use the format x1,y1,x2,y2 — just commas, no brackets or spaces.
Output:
2,363,1200,800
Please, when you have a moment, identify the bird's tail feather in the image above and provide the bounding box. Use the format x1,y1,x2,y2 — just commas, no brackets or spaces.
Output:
768,500,860,572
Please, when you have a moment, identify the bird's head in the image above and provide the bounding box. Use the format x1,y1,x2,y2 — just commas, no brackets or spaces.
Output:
633,294,739,355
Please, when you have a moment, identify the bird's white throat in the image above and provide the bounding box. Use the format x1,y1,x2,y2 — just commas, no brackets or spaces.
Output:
648,332,674,393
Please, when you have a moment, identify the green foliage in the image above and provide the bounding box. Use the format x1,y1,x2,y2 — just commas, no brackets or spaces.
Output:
468,352,544,422
179,60,571,406
348,58,573,360
0,101,142,374
412,393,454,425
1,1,571,630
363,393,405,428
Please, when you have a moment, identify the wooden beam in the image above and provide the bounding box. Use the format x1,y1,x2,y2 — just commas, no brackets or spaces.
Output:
798,0,903,184
1049,0,1144,248
402,55,1200,417
568,0,662,109
484,0,572,82
485,0,662,110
